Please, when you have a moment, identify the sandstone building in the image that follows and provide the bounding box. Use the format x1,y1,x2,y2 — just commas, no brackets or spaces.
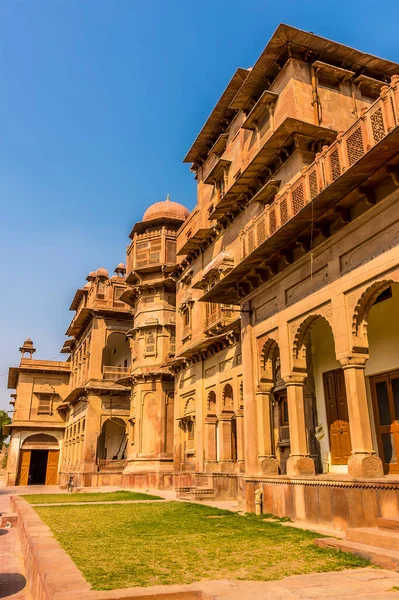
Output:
6,25,399,530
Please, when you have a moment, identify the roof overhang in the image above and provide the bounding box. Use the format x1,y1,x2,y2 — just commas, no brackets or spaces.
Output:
184,68,249,164
129,217,183,238
69,288,88,311
229,24,398,110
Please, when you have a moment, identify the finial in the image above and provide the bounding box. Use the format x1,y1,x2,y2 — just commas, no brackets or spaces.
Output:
166,193,170,201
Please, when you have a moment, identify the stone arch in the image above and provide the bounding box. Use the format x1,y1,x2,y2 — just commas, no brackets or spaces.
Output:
351,279,398,348
292,314,336,371
222,383,234,411
22,433,59,449
260,337,279,381
98,416,127,460
206,390,217,415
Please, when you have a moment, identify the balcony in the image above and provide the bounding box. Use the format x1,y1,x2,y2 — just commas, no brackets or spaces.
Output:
204,305,237,334
176,208,211,256
201,78,399,304
97,459,127,472
103,366,130,381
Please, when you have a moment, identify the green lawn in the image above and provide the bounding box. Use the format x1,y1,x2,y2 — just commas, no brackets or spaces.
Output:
35,501,368,590
22,490,162,504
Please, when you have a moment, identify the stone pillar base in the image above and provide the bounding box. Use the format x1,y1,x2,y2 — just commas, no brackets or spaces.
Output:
286,455,315,477
258,456,280,475
347,454,384,478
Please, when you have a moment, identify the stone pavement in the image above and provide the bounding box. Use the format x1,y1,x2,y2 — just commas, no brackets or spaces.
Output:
2,482,399,599
0,486,31,599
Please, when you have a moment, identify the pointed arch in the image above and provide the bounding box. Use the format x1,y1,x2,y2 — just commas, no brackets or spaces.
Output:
352,279,396,343
292,314,336,370
260,337,279,381
222,383,234,411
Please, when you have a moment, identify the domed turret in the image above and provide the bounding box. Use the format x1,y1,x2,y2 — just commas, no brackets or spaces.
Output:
19,337,36,358
142,194,189,223
96,267,109,278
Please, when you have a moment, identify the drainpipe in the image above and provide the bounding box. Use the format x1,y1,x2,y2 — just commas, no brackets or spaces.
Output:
311,66,321,126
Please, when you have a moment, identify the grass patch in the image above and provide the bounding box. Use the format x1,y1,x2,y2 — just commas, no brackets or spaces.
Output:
35,501,369,589
22,490,162,504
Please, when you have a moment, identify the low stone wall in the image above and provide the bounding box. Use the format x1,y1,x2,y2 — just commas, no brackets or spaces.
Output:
11,495,207,600
244,477,399,530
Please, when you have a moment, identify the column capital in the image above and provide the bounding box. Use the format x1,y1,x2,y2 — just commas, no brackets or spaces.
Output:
338,354,368,369
283,373,307,386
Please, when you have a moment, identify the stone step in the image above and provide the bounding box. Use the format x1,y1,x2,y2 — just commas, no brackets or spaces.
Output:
315,537,399,571
346,527,399,552
378,516,399,531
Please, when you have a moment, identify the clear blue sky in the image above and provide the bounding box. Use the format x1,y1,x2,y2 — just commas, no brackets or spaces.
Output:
1,0,399,411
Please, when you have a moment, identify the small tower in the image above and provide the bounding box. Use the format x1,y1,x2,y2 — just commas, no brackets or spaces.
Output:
19,338,36,359
114,263,126,278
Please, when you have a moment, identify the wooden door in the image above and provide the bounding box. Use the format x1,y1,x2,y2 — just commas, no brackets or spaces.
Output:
323,369,352,465
45,450,59,485
370,370,399,474
17,450,31,485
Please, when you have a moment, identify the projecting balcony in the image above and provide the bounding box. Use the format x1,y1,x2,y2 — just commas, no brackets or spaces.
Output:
103,366,130,381
204,305,237,335
97,459,127,472
176,208,211,256
202,78,399,304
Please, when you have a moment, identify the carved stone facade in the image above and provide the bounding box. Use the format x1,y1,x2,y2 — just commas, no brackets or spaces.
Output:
6,26,399,531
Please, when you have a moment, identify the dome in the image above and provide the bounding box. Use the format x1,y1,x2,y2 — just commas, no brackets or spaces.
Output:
96,267,109,278
143,195,189,223
116,263,125,270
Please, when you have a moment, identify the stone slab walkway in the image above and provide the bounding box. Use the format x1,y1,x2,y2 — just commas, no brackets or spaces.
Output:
0,488,31,599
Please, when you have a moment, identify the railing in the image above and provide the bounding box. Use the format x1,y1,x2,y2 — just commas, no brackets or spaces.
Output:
97,459,127,472
103,366,130,381
204,305,236,331
240,77,399,261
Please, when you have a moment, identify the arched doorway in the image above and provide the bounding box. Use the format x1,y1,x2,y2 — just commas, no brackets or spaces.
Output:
364,283,399,473
293,315,344,473
17,434,59,485
97,418,127,470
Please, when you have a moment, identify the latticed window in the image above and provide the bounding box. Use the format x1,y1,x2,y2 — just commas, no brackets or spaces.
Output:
329,148,341,181
292,182,304,215
145,329,156,355
247,226,255,253
170,334,176,354
309,170,318,200
370,107,385,144
166,239,176,263
256,218,266,244
280,198,288,225
346,126,364,166
269,208,276,234
136,238,162,267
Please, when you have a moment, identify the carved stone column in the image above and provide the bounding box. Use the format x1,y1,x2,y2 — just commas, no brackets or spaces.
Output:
256,384,279,474
339,355,383,478
285,374,315,476
241,311,259,475
235,408,245,472
204,416,218,465
218,412,234,467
